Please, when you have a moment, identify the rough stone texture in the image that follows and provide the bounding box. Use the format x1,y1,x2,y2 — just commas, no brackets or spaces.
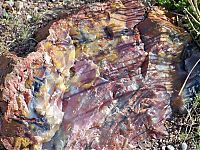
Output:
0,0,193,149
137,8,191,113
179,43,200,111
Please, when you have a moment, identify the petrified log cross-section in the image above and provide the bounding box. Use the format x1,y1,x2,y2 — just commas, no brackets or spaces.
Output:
0,0,191,149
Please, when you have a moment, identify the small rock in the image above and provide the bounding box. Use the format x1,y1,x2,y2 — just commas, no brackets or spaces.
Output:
15,1,23,10
26,14,32,21
162,146,166,150
16,11,21,15
167,145,175,150
0,2,3,17
33,7,38,13
181,142,187,150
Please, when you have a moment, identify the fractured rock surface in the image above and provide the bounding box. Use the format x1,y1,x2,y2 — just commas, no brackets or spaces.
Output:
0,0,194,149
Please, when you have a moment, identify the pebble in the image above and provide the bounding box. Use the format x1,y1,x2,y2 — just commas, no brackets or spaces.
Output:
26,14,32,21
15,1,23,10
0,3,3,16
181,142,187,150
167,145,175,150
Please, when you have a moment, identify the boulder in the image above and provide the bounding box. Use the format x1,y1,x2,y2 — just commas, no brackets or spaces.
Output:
0,0,195,149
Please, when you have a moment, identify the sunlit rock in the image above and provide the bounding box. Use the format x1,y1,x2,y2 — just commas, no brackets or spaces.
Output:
0,0,194,149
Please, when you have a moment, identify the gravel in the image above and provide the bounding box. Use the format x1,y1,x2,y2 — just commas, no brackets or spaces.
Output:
181,142,188,150
167,145,175,150
0,0,101,55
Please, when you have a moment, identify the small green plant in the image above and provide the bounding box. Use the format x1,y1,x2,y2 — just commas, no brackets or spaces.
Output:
3,11,12,20
196,127,200,136
156,0,200,46
184,0,200,46
195,93,200,101
193,92,200,108
194,142,200,150
156,0,189,12
179,132,188,140
21,28,30,41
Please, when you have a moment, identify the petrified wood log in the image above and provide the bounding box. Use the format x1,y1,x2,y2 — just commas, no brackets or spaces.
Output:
0,0,194,149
